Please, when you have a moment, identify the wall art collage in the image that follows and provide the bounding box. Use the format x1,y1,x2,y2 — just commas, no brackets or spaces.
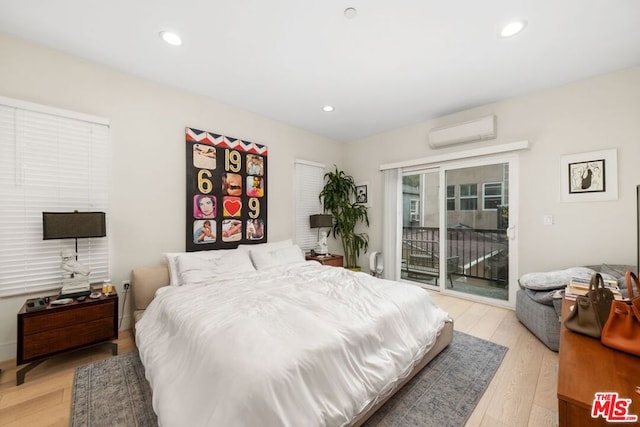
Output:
185,127,267,251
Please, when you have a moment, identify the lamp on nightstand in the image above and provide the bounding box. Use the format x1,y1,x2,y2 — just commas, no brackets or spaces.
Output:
43,211,106,298
309,214,332,255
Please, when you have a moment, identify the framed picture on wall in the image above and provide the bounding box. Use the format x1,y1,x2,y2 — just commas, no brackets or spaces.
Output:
560,149,617,202
355,181,370,207
568,159,605,194
185,127,268,251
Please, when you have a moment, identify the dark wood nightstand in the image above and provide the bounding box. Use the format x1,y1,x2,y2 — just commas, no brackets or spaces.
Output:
305,254,344,267
16,291,118,385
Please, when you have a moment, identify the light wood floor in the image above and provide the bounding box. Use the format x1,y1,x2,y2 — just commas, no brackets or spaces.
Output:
429,293,559,427
0,294,558,427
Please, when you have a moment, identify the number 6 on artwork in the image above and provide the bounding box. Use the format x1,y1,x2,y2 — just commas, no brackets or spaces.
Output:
198,169,213,193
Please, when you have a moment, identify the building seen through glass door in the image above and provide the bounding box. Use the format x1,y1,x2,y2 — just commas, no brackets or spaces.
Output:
401,162,510,301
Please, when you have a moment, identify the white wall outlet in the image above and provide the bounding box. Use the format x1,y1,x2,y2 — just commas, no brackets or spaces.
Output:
543,215,553,226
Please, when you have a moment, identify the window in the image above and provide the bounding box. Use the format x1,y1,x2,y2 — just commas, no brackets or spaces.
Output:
294,160,325,251
459,184,478,211
446,185,455,210
483,182,503,210
409,199,420,222
0,97,109,297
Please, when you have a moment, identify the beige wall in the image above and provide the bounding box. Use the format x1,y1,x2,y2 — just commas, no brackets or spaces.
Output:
1,30,639,361
0,33,344,361
345,66,640,278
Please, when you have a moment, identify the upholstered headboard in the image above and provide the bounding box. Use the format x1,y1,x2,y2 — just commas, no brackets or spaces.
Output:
130,264,170,336
131,264,170,311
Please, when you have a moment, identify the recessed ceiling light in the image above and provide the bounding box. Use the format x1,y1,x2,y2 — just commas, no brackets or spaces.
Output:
499,20,527,38
322,105,335,112
344,7,358,19
159,31,183,46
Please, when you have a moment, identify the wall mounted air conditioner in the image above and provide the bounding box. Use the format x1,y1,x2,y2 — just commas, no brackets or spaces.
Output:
428,114,497,148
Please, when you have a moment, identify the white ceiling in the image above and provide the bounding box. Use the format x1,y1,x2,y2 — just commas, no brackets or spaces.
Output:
1,1,639,142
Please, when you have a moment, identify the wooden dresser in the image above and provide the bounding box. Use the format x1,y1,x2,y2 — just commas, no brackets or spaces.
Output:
17,292,118,384
558,297,640,426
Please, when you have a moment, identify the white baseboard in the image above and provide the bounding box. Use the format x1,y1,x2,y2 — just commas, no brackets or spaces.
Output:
0,341,16,365
118,314,132,333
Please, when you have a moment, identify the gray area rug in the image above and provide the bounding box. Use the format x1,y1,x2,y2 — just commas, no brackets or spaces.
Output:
71,351,156,427
71,331,506,427
363,331,507,426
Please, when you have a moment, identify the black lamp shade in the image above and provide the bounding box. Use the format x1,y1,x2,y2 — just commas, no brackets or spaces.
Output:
309,214,332,228
42,211,106,239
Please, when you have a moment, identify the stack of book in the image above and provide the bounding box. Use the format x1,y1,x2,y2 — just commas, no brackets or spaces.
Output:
59,281,91,299
565,276,623,300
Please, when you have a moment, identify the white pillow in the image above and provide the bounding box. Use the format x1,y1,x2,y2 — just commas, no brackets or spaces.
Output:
163,252,185,286
518,267,595,291
238,239,293,253
249,244,304,270
164,249,238,286
176,250,255,286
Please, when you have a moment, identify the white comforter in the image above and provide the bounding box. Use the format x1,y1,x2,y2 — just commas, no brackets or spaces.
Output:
136,261,449,427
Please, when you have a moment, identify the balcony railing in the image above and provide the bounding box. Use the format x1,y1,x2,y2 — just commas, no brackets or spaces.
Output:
402,226,508,285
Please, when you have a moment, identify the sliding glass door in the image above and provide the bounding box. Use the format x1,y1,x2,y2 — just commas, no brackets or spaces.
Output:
401,157,517,305
401,169,440,291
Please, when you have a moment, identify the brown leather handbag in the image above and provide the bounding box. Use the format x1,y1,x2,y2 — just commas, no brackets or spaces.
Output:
564,273,614,339
601,271,640,356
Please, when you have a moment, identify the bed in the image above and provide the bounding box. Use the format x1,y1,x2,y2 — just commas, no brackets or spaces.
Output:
132,240,453,426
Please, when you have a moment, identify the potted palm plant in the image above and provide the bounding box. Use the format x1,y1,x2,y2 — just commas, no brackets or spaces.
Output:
319,166,369,270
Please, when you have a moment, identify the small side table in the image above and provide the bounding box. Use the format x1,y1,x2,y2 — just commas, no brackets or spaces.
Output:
16,291,118,385
306,254,344,267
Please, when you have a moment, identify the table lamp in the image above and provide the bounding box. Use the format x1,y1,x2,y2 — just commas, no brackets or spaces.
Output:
309,214,332,255
43,211,106,298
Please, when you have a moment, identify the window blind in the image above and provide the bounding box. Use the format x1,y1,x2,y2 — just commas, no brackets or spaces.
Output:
0,98,110,297
294,160,325,251
382,168,401,280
